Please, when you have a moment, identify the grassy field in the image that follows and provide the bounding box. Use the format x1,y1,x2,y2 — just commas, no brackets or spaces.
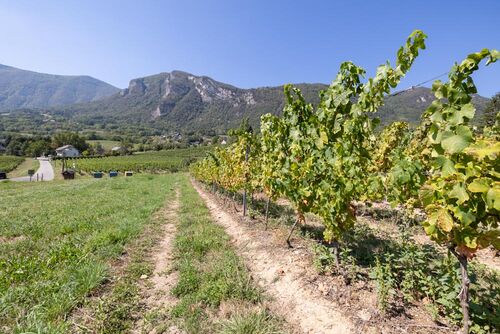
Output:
6,158,40,178
68,146,212,173
0,173,281,333
0,155,25,173
86,140,121,151
0,175,179,333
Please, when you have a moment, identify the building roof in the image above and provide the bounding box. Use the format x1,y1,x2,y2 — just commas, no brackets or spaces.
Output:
56,145,76,151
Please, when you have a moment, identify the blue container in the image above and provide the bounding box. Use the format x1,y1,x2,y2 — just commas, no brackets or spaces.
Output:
93,172,103,178
109,171,118,177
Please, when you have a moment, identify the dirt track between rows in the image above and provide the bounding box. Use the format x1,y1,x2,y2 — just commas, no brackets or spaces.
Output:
192,180,353,334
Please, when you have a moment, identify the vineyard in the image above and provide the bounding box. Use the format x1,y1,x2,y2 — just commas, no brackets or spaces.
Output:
192,31,499,333
0,155,24,173
66,146,211,173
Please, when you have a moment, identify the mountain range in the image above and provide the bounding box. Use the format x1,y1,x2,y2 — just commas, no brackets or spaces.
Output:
0,64,119,110
0,66,491,136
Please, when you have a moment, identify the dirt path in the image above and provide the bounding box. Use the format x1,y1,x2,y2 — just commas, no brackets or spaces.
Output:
192,180,354,334
133,189,182,334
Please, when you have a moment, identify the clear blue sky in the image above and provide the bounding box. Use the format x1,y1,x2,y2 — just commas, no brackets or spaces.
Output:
1,0,499,96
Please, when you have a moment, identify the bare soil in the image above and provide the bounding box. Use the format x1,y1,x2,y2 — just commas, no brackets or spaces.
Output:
195,182,351,334
0,235,25,244
193,181,454,334
132,189,183,334
192,181,460,334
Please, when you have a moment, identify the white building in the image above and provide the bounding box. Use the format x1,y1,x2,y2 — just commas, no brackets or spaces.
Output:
55,145,80,157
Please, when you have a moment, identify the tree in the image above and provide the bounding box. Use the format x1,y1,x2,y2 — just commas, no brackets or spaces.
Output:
93,142,105,156
26,139,52,157
51,132,89,152
481,92,499,130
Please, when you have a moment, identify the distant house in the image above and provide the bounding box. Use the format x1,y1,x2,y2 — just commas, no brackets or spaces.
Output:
55,145,80,157
111,146,129,154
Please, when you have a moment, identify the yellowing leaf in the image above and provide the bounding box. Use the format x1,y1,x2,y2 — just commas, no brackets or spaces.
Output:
429,207,454,233
315,137,324,149
467,178,491,193
486,183,500,211
320,130,328,144
464,139,500,160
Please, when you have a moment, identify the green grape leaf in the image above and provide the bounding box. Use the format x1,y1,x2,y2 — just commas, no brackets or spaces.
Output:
486,184,500,211
478,230,500,249
453,208,475,226
419,185,434,207
447,103,475,125
450,183,469,204
435,156,456,176
440,126,473,154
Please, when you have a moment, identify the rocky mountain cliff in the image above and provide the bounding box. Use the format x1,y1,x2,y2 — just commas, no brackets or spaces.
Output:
0,64,119,111
51,70,326,133
53,70,489,134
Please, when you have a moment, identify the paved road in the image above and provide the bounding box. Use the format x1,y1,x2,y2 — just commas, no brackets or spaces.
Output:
8,158,55,182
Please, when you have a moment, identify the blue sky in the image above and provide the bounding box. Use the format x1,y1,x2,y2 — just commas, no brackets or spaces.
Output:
1,0,499,96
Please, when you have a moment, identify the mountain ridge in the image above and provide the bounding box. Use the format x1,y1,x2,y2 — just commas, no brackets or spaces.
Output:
0,64,120,111
0,69,491,136
50,70,489,134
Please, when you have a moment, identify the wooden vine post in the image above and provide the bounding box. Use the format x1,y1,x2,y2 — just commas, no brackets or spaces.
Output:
243,141,250,217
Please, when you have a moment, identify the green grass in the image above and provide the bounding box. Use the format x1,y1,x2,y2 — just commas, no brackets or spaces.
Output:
7,158,40,178
86,140,121,150
68,146,212,173
168,180,283,334
218,311,284,334
0,155,25,173
0,175,180,333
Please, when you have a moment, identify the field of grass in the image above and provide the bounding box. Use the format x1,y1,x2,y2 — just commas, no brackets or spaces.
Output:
0,155,25,173
0,175,179,333
6,158,40,178
0,172,282,333
68,146,212,173
86,140,121,151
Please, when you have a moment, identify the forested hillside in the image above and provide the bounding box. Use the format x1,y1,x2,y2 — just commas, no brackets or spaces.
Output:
0,64,119,111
